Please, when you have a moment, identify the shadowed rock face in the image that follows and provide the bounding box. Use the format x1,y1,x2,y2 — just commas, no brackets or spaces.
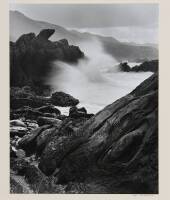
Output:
38,73,158,193
10,29,84,87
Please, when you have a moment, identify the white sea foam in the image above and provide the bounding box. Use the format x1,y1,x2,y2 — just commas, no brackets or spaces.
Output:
48,39,152,114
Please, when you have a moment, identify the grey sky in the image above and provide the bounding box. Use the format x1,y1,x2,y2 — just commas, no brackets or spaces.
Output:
10,4,158,28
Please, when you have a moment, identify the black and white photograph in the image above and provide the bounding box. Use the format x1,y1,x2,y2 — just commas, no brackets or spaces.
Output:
9,3,158,194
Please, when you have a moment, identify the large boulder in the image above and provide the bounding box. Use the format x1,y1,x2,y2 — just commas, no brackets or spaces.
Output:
51,91,79,107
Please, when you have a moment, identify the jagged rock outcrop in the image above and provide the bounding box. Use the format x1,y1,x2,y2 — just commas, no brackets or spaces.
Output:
131,60,158,72
37,29,55,40
10,29,84,87
37,73,158,193
119,60,158,73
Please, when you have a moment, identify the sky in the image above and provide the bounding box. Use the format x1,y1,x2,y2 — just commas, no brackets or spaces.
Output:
10,4,159,44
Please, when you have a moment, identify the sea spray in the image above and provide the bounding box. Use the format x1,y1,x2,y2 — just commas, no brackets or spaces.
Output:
47,39,152,113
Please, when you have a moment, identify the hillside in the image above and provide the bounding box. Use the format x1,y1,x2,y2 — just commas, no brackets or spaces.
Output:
10,10,158,62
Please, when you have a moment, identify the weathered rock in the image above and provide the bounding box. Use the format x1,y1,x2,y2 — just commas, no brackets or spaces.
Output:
39,135,87,176
52,73,158,194
69,106,94,119
36,127,58,156
37,117,62,126
10,119,26,127
18,125,51,155
35,105,61,116
38,115,90,175
51,91,79,107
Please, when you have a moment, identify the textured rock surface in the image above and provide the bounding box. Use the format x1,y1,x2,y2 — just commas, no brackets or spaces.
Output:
51,91,79,107
18,125,52,155
51,73,158,193
10,73,158,193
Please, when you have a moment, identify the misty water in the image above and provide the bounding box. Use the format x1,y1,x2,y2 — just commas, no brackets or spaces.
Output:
48,40,152,114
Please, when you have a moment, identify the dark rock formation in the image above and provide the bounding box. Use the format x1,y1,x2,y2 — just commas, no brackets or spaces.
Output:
10,106,46,120
18,125,52,155
38,115,91,175
119,62,131,72
35,105,61,116
10,29,84,87
131,60,158,72
69,106,94,118
37,29,55,40
38,73,158,193
10,87,80,114
119,60,158,73
39,135,86,176
51,91,79,107
37,117,62,126
10,71,158,193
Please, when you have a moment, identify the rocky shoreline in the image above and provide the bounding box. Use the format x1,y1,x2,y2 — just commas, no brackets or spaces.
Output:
10,73,158,194
10,28,158,194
